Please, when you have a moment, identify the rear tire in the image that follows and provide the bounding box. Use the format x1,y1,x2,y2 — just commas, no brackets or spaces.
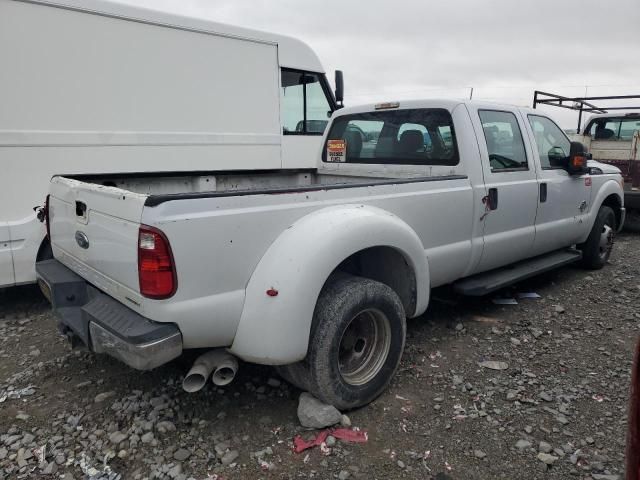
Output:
302,274,406,410
274,362,312,393
579,206,615,270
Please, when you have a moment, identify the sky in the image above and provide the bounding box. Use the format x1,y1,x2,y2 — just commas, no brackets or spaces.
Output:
120,0,640,130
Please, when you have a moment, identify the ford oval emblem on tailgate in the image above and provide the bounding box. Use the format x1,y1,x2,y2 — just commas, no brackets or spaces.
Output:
75,231,90,249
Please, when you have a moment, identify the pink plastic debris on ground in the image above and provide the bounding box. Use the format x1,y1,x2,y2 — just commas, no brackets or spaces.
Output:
293,428,369,453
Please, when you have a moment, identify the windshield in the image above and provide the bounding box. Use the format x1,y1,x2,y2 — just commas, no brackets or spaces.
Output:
323,108,459,166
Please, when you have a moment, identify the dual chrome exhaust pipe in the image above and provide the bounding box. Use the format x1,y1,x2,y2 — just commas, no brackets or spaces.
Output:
182,349,238,393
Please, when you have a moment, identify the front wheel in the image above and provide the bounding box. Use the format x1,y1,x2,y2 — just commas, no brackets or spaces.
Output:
579,205,616,270
303,274,406,410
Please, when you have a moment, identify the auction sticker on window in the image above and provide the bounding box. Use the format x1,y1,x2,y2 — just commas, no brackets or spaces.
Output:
327,139,346,163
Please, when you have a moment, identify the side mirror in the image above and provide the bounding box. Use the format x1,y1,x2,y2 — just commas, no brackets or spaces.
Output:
628,338,640,480
334,70,344,107
567,141,588,175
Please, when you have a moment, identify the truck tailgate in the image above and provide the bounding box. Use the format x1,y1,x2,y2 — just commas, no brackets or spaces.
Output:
49,177,148,304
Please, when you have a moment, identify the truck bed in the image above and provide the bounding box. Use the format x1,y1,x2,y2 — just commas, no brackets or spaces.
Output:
67,169,442,202
47,167,473,352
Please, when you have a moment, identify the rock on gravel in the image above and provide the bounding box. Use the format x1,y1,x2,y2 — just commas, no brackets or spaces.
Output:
108,431,128,445
297,392,342,429
173,448,190,461
474,449,487,459
156,421,176,433
94,391,116,403
537,452,559,465
220,449,239,466
538,441,552,453
539,391,553,402
515,440,532,450
340,414,352,427
478,360,509,370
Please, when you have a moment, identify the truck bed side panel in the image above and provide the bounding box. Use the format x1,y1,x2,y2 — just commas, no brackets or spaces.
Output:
141,178,475,349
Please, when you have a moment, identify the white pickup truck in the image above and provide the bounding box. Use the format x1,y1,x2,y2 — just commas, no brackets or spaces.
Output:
37,100,625,409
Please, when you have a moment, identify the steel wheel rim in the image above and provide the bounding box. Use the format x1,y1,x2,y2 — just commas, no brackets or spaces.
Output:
598,223,614,260
338,308,391,386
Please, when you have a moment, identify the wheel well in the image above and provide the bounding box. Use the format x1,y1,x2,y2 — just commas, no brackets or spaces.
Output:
333,246,417,316
601,194,622,228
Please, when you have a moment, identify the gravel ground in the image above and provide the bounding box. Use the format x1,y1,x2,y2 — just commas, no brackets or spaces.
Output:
0,234,638,480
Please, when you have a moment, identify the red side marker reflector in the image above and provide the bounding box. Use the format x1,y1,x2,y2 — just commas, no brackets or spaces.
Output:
266,288,279,297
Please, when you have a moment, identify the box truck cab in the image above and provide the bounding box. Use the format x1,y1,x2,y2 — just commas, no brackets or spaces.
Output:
0,0,341,288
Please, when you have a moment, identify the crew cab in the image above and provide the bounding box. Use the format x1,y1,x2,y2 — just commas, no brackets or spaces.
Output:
37,100,625,408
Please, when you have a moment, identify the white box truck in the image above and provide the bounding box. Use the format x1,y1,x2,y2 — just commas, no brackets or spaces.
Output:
0,0,342,288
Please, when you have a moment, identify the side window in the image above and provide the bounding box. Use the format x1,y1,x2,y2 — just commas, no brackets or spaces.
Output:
588,118,640,140
281,69,332,135
620,119,640,141
478,110,528,171
438,125,453,149
600,120,621,140
527,115,571,169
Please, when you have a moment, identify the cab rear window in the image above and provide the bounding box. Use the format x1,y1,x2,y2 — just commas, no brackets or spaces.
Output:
323,108,459,166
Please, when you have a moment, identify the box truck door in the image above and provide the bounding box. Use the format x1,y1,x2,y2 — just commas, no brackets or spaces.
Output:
280,70,334,169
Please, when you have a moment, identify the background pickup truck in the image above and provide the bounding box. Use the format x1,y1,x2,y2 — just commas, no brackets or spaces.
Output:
37,99,625,409
571,113,640,231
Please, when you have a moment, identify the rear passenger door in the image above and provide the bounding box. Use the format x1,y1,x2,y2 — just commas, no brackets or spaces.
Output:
472,109,539,272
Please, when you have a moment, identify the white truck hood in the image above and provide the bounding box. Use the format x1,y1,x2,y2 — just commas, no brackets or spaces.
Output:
588,160,621,175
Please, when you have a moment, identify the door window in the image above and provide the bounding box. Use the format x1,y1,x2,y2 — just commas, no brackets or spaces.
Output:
527,115,571,169
478,110,528,171
281,69,332,135
620,118,640,140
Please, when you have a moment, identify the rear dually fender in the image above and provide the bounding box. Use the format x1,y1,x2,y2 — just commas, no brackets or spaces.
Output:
230,204,429,364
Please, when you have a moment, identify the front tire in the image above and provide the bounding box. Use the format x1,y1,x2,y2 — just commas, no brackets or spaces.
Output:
579,206,615,269
303,274,406,410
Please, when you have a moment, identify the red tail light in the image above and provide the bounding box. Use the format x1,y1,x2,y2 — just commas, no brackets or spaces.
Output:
138,225,177,299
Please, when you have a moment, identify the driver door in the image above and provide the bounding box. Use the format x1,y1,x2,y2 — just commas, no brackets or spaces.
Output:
524,114,591,255
471,108,539,273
